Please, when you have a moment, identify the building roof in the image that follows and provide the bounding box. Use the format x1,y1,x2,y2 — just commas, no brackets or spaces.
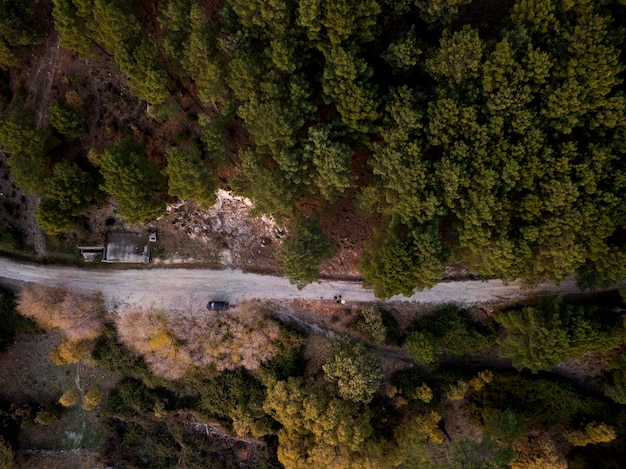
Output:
103,233,150,263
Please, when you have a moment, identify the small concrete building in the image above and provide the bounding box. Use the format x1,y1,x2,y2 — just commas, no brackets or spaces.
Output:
77,245,105,262
102,233,150,263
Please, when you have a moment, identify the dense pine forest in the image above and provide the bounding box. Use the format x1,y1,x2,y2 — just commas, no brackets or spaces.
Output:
1,0,626,295
3,1,626,468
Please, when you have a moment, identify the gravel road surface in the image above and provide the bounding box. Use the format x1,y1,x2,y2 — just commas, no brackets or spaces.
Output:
0,257,607,312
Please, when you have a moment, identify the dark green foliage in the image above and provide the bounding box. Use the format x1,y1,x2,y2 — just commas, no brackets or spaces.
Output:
182,4,227,107
91,0,140,52
604,351,626,405
230,147,298,218
416,0,472,25
405,330,438,364
52,0,168,104
189,367,266,420
405,306,498,363
0,286,38,350
382,26,422,74
37,0,626,298
98,137,166,224
497,297,622,373
361,223,448,299
162,145,217,208
0,0,39,69
443,436,517,469
51,0,92,57
304,124,354,202
0,228,18,251
469,373,609,428
483,409,527,445
114,40,168,105
198,114,228,162
0,109,51,195
360,0,626,294
277,216,334,289
48,102,87,137
258,341,306,383
183,366,274,439
0,110,45,157
35,161,98,235
106,378,158,416
322,45,380,134
105,418,181,468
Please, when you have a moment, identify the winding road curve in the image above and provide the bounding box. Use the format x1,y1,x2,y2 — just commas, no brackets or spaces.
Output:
0,256,612,312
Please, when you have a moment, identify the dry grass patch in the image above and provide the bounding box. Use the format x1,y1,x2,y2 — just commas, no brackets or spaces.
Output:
115,301,297,380
16,284,105,341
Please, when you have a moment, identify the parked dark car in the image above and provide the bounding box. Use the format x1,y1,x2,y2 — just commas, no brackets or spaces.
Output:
207,301,229,311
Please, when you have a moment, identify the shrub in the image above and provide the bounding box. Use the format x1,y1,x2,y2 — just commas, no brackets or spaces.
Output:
50,338,91,365
413,383,433,403
355,306,387,344
58,387,80,407
0,436,15,469
322,338,382,404
405,331,437,364
16,284,105,341
34,408,60,425
0,286,38,350
48,102,87,137
405,306,497,363
82,389,102,411
115,303,294,380
565,422,616,447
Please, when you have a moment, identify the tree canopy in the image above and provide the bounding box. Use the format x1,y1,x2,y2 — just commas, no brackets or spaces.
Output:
98,138,166,224
497,297,622,373
0,0,623,294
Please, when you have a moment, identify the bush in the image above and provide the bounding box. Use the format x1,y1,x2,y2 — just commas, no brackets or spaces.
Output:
48,102,87,137
565,422,616,447
405,306,497,363
16,283,105,341
0,436,15,469
605,351,626,404
34,408,60,425
91,323,169,389
82,388,102,411
354,306,387,344
405,331,438,364
469,373,608,428
50,338,91,365
58,387,80,407
106,379,158,416
322,338,382,404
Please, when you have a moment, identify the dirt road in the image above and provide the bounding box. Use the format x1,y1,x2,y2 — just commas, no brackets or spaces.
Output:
1,256,610,312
